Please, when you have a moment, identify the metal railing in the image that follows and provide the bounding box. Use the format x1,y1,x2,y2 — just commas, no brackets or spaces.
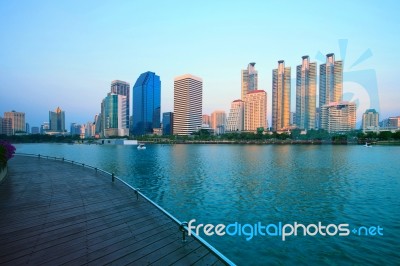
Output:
14,153,235,266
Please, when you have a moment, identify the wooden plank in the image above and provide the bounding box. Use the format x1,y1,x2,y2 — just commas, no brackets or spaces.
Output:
0,156,231,266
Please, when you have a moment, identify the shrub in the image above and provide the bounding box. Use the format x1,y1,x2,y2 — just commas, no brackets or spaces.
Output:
0,140,16,168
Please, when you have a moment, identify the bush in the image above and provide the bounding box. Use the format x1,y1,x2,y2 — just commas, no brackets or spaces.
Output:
0,140,16,168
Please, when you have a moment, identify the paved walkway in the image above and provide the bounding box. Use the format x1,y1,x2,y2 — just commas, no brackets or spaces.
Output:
0,155,229,265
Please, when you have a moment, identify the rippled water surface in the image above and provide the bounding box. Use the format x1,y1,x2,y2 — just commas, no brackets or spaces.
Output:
14,143,400,265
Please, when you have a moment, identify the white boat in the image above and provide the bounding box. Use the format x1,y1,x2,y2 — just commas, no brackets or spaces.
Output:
137,143,146,150
364,142,372,148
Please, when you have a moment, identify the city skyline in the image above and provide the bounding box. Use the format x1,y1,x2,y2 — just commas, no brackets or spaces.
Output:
1,1,400,128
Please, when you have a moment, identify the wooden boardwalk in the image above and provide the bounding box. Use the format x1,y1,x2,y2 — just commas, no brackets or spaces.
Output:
0,155,231,266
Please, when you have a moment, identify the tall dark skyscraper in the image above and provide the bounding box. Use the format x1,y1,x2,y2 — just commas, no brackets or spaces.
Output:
132,71,161,135
111,80,130,130
296,55,317,130
162,112,173,135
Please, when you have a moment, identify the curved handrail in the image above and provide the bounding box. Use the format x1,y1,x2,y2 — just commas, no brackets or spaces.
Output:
14,152,235,266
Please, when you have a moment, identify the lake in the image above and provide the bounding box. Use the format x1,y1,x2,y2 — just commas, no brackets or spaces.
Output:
13,143,400,265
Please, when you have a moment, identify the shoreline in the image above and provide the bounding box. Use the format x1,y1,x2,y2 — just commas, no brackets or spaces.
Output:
134,140,400,145
10,140,400,146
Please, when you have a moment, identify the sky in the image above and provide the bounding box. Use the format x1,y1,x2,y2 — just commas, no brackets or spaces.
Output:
1,0,400,129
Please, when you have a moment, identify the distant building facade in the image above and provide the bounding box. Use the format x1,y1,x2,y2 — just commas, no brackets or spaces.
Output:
362,109,379,132
319,53,343,125
49,107,65,133
101,93,129,137
211,110,227,135
111,80,130,131
202,115,211,128
162,112,174,136
31,126,40,134
321,102,356,133
296,55,317,130
132,72,161,135
380,116,400,129
70,123,81,136
173,74,203,136
272,60,291,131
4,111,26,134
40,122,49,134
1,117,12,136
244,90,267,132
227,100,245,132
241,62,258,100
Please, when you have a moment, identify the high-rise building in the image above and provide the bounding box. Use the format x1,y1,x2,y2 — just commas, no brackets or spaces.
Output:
296,56,317,130
272,60,291,131
211,110,227,135
40,122,49,134
290,112,296,126
202,115,211,128
70,123,81,136
362,109,379,132
101,93,129,137
162,112,174,135
31,127,40,134
319,53,343,125
132,72,161,135
227,100,244,132
111,80,130,130
321,102,356,133
244,90,267,132
94,114,101,137
241,63,258,100
85,122,95,138
1,117,12,136
2,118,12,136
173,74,202,136
4,111,26,134
49,107,65,133
315,108,320,129
388,117,400,128
380,116,400,129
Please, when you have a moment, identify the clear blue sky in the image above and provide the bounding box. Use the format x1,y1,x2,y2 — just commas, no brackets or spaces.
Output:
1,0,399,129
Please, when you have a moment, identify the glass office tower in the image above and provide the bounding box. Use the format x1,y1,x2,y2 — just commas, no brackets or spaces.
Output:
132,72,161,135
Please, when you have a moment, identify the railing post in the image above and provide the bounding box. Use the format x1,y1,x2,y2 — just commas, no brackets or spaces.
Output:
112,173,115,182
135,189,140,200
180,222,188,242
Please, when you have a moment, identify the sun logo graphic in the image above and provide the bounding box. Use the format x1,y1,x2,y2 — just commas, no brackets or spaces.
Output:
315,39,380,125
